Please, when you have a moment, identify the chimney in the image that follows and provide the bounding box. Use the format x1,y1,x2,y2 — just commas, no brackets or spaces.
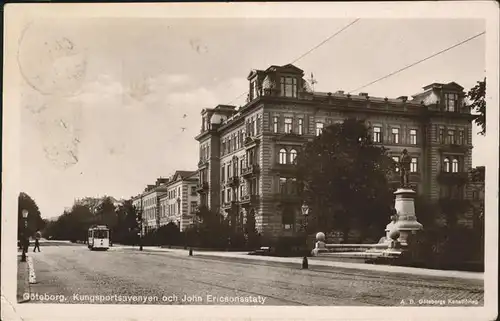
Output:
359,92,369,97
156,177,169,186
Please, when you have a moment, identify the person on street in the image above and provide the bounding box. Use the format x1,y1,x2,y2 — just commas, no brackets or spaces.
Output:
33,230,41,252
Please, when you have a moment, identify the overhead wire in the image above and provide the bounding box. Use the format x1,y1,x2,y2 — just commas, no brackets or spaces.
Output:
226,19,361,106
347,31,486,94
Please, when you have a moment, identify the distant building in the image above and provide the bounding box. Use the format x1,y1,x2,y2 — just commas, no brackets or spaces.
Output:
132,173,199,233
159,171,199,231
195,63,475,239
132,178,169,234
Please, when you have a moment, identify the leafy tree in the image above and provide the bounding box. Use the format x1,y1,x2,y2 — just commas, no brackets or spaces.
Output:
113,200,139,245
468,78,486,135
192,205,230,248
95,197,118,228
244,209,259,248
296,118,395,243
157,222,181,245
18,192,45,240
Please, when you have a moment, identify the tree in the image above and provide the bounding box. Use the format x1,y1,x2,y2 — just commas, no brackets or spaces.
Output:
468,78,486,135
192,205,230,248
18,192,45,240
296,118,395,243
113,200,139,245
244,209,259,249
95,197,118,228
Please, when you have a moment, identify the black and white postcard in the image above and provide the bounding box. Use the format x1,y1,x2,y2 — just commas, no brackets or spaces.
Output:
2,2,498,321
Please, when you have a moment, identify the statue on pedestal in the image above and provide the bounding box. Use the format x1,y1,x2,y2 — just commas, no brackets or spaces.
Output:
399,149,412,188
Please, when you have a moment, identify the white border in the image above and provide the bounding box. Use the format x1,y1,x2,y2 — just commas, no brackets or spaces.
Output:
2,2,498,321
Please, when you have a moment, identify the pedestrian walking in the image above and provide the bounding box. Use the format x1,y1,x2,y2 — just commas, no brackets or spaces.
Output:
33,230,42,252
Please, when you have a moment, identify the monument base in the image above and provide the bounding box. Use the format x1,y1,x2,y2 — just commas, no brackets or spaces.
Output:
389,188,423,246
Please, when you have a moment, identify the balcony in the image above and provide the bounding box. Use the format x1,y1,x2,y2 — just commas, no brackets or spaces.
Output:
243,136,260,149
196,181,209,193
221,201,237,211
271,163,298,175
436,171,469,185
197,158,209,169
240,194,260,207
228,176,240,187
273,193,301,204
241,164,260,178
439,144,469,153
272,132,307,143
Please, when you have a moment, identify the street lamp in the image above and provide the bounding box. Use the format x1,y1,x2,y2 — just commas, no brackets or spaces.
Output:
21,209,29,262
301,202,309,269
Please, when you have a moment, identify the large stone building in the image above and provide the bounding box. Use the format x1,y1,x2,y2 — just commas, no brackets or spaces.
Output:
132,172,199,234
194,63,476,239
158,170,199,231
132,178,169,234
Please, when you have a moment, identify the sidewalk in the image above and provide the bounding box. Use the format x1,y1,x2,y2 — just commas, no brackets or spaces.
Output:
117,245,483,281
16,255,30,303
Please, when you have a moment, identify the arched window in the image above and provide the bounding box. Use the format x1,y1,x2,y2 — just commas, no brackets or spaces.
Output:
443,158,450,172
279,149,287,164
452,158,459,173
290,149,298,164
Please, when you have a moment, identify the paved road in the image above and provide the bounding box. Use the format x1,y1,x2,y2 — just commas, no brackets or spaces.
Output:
24,244,484,306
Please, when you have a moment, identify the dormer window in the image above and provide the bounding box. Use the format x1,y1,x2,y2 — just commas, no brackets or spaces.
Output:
250,79,259,101
280,76,298,98
445,93,458,112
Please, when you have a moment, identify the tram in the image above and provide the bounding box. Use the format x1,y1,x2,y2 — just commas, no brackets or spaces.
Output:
87,225,110,250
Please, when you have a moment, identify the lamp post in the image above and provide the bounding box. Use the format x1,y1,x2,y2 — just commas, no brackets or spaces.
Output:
301,202,309,269
21,210,29,262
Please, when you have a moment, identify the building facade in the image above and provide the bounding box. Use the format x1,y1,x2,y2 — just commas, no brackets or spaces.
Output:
132,178,169,234
159,171,199,231
195,64,476,239
132,172,199,233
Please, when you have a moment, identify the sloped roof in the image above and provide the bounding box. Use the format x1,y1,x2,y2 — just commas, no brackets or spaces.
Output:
423,82,464,91
173,170,197,180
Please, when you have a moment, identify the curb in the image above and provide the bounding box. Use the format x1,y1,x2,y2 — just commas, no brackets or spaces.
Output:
17,258,31,303
27,256,37,284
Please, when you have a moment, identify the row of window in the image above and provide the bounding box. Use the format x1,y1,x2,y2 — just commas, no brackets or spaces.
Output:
220,115,263,156
392,156,419,173
372,127,418,145
249,76,300,100
160,203,181,217
221,179,259,204
278,148,298,165
221,149,258,181
221,131,245,156
199,144,210,162
442,156,462,173
167,187,182,200
272,116,305,135
438,128,466,145
279,177,298,195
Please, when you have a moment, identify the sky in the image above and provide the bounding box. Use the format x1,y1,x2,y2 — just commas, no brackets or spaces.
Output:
16,18,486,219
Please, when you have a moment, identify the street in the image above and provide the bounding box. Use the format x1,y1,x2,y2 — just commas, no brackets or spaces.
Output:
23,243,484,306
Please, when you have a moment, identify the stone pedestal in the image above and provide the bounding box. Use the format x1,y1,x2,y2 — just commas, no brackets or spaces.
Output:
391,188,423,246
311,232,328,256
